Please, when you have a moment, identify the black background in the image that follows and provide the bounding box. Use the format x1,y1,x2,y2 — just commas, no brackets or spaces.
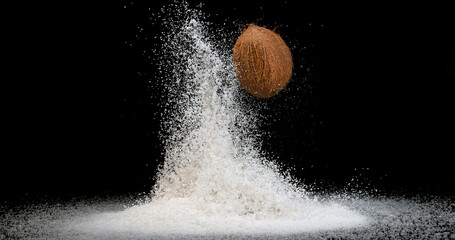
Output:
2,1,454,201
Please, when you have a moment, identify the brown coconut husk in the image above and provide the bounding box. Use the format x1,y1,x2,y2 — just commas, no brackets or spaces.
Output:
233,24,293,98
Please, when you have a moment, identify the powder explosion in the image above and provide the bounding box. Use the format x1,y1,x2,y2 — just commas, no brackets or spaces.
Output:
72,11,367,235
1,3,454,240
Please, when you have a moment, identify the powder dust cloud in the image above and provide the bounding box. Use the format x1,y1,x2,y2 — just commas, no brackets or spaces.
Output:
1,3,454,240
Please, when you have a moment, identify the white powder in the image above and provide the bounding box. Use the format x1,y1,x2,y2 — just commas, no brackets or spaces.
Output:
74,10,368,235
3,6,454,240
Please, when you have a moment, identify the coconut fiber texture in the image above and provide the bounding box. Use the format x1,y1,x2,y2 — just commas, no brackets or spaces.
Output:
233,24,293,98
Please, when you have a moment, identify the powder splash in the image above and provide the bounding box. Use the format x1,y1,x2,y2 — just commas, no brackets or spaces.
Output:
72,6,368,235
2,4,454,240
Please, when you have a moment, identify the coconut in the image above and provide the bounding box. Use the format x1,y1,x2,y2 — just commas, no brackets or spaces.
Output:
233,24,293,98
